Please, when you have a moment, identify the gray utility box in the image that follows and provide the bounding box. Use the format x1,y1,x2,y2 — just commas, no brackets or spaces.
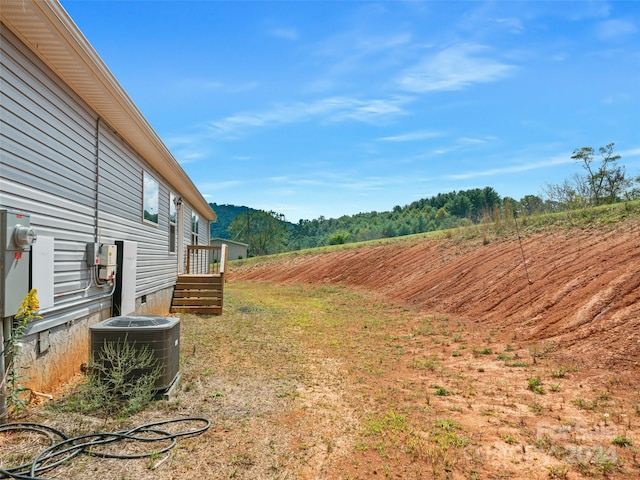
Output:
0,210,37,317
89,315,180,391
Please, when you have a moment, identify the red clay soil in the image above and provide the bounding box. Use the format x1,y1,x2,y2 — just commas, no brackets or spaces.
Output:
230,223,640,373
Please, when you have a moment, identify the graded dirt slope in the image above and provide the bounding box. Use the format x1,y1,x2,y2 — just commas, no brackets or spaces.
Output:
230,222,640,372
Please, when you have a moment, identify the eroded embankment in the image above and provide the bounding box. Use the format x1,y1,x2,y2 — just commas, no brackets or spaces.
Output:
230,223,640,371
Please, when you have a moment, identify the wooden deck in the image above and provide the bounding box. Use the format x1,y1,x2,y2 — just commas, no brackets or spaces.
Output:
170,274,224,315
170,244,227,315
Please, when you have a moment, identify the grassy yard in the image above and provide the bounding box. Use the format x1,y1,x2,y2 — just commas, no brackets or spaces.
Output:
3,279,639,479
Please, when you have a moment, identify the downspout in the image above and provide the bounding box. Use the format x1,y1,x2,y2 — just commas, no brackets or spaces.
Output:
176,198,184,274
94,117,101,242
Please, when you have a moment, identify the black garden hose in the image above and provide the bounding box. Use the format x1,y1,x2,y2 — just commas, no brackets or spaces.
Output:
0,417,210,480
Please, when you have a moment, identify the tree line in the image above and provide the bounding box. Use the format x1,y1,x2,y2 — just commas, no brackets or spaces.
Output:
215,144,639,257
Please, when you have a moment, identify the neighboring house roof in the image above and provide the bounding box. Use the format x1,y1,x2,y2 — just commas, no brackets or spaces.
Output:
210,238,249,248
0,0,215,222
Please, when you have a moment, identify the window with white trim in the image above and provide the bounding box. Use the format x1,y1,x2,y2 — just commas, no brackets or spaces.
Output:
142,171,159,224
191,213,199,245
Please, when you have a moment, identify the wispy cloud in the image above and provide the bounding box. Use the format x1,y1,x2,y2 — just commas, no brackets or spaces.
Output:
397,43,515,93
269,27,299,41
270,176,328,188
175,151,206,165
620,147,640,159
601,92,633,105
313,30,412,63
270,171,418,194
207,96,411,139
198,180,244,192
305,30,413,92
431,136,496,156
596,19,638,41
377,130,444,142
173,78,258,94
457,136,495,145
493,17,525,34
445,154,572,180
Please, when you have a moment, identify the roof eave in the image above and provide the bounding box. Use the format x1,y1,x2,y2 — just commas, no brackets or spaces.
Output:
0,0,215,221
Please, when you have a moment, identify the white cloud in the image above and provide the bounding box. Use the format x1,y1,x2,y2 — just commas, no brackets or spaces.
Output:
313,31,412,61
596,19,638,41
176,151,206,165
494,17,524,34
457,136,495,145
329,97,410,123
445,154,572,180
173,78,258,94
620,147,640,158
377,130,444,142
268,171,418,196
601,92,632,105
269,27,299,41
207,96,411,139
198,180,244,192
397,43,515,93
304,30,413,92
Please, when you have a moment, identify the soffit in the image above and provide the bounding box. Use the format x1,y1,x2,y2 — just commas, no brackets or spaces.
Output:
0,0,215,221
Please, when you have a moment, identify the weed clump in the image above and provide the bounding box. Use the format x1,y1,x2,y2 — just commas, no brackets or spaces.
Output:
434,387,451,396
611,435,632,447
527,377,544,394
54,339,161,418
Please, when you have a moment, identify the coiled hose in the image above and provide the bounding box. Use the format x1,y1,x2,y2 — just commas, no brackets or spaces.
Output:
0,417,210,480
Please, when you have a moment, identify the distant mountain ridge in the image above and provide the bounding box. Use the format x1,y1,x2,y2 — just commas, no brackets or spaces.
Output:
209,203,260,239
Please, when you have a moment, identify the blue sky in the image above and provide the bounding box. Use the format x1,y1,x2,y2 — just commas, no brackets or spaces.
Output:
61,1,640,222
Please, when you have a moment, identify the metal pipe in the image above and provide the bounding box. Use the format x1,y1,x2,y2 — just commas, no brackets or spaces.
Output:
55,276,93,298
38,277,116,317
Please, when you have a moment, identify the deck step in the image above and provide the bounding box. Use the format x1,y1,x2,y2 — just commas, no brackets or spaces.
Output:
170,273,224,315
170,305,222,315
172,298,222,306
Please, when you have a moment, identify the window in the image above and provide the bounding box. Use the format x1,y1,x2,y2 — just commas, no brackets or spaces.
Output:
169,193,177,253
191,213,199,245
143,172,159,224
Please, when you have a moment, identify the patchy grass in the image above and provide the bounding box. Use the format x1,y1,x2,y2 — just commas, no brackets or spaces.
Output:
5,280,640,479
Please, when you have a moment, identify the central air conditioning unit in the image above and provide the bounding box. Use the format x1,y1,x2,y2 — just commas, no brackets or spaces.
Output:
89,315,180,391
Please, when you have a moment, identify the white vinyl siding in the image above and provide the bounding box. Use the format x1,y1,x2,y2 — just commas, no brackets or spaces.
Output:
1,24,97,295
0,23,203,319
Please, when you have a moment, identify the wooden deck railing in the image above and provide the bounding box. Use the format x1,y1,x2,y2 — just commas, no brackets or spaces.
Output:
172,244,228,314
185,244,228,275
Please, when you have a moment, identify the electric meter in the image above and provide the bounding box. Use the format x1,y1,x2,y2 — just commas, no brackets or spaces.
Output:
1,209,35,316
14,225,37,250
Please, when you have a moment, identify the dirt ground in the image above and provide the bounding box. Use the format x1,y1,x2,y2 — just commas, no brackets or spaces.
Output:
228,220,640,479
231,222,640,374
3,219,640,479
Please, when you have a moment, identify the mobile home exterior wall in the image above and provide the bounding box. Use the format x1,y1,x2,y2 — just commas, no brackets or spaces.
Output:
0,2,215,393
